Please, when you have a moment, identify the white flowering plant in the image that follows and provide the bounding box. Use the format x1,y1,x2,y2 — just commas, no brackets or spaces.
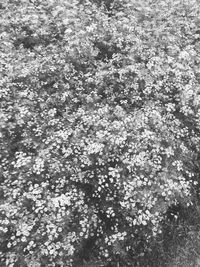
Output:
1,0,200,266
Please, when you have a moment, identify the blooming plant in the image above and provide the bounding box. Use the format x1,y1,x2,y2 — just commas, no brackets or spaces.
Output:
1,0,200,266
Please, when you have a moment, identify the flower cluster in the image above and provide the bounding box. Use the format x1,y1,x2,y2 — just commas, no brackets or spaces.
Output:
1,0,200,266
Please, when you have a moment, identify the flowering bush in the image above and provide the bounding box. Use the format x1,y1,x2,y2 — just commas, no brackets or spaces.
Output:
1,0,200,266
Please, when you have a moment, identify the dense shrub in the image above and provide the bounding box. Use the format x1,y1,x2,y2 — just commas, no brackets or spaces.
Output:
1,0,200,266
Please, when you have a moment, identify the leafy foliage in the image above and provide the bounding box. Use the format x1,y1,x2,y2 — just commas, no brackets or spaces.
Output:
1,0,200,266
